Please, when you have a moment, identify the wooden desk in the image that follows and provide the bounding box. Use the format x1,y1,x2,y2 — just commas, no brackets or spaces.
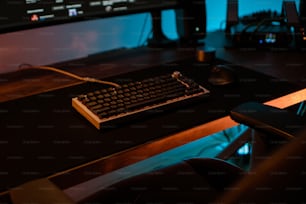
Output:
0,41,305,201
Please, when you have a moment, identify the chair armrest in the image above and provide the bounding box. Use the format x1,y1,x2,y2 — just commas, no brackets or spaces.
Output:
230,102,306,140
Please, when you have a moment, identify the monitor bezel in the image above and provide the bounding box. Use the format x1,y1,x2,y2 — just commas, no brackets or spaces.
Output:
0,1,181,34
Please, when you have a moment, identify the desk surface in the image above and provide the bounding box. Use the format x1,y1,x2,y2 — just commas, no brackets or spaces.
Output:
206,31,306,87
1,31,305,103
0,33,306,200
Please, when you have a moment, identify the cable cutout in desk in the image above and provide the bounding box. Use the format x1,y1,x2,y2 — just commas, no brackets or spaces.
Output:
18,63,121,88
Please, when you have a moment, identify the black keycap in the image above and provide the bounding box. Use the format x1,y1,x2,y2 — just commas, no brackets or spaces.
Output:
74,71,209,128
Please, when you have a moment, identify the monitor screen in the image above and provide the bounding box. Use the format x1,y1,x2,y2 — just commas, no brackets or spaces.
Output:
0,0,180,33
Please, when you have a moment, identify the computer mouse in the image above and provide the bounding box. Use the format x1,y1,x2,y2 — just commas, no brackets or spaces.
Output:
208,64,236,86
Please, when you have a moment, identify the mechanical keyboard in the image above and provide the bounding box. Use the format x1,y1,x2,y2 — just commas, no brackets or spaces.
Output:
72,71,210,129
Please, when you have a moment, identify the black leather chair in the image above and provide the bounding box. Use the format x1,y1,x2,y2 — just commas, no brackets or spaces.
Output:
217,126,306,203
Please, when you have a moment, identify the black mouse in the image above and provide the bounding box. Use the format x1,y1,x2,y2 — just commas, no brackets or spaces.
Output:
208,64,236,86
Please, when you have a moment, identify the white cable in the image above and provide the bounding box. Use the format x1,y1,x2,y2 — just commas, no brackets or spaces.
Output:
19,64,121,88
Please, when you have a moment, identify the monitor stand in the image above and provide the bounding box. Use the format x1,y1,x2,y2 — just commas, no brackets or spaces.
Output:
147,10,205,48
146,10,178,48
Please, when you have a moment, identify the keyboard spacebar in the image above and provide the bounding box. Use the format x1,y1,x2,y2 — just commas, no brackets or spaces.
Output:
126,92,184,111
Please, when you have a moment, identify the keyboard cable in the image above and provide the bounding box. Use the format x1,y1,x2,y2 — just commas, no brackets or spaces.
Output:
18,63,121,88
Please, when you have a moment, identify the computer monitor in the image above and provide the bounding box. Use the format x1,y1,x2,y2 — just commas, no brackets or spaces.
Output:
0,0,206,75
0,0,180,33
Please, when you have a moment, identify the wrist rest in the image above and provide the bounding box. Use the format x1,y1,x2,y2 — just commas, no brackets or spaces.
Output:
230,102,306,140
